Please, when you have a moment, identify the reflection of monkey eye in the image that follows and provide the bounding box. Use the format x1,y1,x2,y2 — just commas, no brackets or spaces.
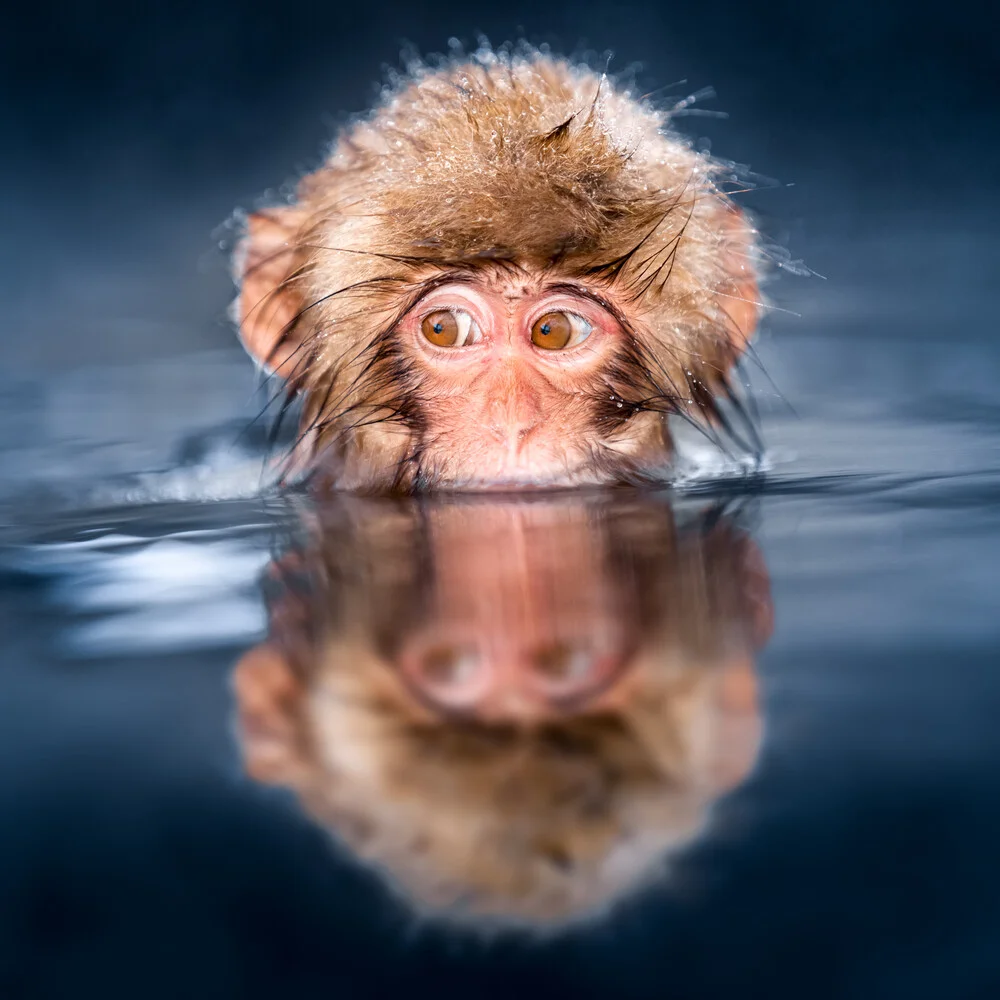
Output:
532,642,594,686
420,309,481,348
530,312,592,351
419,645,481,689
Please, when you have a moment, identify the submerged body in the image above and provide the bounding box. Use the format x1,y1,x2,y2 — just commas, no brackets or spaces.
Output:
236,48,761,491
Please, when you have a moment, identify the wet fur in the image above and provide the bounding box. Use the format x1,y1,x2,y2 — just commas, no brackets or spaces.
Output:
236,496,768,927
237,47,762,490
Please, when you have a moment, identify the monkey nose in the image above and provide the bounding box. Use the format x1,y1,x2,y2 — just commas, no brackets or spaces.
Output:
492,415,540,454
486,379,543,452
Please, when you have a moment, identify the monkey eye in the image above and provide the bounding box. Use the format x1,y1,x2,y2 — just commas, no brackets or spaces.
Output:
530,311,592,351
420,644,482,686
420,308,482,348
412,644,485,710
531,642,596,689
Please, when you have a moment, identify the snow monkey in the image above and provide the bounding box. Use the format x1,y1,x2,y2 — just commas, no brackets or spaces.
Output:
235,47,762,491
232,494,772,925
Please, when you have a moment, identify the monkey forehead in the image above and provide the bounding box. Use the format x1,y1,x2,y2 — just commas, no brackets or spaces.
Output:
310,54,722,267
499,283,533,301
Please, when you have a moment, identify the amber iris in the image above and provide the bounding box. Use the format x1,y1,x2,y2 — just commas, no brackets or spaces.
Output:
421,310,460,347
530,312,573,350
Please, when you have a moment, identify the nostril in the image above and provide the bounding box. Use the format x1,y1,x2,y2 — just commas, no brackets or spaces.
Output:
486,420,508,446
485,414,538,449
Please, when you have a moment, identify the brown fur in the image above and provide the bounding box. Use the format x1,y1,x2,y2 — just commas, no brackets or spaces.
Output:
234,495,770,926
236,48,761,490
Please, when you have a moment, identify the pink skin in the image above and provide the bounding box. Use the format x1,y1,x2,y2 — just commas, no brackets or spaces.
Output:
396,622,634,722
239,199,758,492
386,496,637,721
234,506,769,768
396,280,640,488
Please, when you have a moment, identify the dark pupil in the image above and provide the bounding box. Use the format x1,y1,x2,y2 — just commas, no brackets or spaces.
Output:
540,323,550,335
433,322,444,333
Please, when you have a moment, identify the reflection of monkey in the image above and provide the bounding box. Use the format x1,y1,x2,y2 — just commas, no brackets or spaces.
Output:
235,48,761,490
234,495,772,927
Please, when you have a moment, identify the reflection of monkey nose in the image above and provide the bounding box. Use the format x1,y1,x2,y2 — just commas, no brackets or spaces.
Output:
482,654,546,721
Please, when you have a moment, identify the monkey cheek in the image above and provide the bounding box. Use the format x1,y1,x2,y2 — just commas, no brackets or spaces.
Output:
330,395,672,489
393,401,670,488
411,428,590,487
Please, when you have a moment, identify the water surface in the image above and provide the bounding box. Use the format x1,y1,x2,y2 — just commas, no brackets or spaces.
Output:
1,227,999,997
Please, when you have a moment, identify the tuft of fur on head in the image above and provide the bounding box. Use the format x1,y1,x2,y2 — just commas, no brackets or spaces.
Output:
297,656,715,928
238,45,762,489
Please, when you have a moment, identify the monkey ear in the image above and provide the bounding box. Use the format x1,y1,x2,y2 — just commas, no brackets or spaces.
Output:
715,207,760,361
235,207,310,375
698,655,762,793
232,642,305,784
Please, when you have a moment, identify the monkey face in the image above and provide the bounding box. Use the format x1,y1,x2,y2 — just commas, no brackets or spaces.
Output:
384,278,669,488
235,53,761,492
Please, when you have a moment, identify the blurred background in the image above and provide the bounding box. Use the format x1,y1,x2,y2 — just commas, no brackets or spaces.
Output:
0,0,996,506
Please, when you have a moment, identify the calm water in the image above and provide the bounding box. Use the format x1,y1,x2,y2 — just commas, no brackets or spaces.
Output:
1,226,999,998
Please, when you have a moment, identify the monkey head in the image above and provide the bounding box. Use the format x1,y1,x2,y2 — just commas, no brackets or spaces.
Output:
236,50,761,491
232,494,772,926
